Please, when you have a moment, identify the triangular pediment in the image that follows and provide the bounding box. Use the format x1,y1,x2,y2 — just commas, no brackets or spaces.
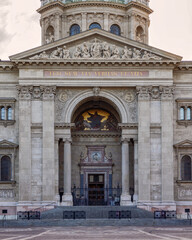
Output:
0,140,18,148
10,29,182,63
174,139,192,148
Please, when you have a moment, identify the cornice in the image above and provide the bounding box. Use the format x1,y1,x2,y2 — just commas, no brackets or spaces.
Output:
38,1,153,14
11,59,180,68
0,61,17,71
71,131,121,138
174,62,192,72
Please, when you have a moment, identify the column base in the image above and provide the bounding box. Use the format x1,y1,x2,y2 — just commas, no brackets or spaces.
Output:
61,194,73,206
120,194,133,206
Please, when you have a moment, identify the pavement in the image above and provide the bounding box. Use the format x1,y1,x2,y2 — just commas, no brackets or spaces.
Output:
0,226,192,240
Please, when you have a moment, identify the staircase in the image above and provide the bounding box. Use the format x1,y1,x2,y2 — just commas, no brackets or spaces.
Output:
41,206,153,219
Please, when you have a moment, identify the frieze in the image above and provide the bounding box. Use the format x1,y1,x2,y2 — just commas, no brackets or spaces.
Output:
0,189,15,199
29,39,162,61
44,70,149,78
178,187,192,200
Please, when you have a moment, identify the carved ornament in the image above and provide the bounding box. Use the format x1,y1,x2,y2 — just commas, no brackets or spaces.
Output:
17,85,33,100
160,86,174,100
41,86,56,100
29,39,162,61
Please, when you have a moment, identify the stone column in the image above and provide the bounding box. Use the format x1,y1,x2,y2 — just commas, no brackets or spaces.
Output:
137,86,151,202
133,140,138,202
81,13,87,32
104,13,109,31
160,86,175,203
62,138,73,206
129,13,136,40
42,86,56,202
17,85,33,202
41,18,45,45
61,14,66,38
120,138,131,205
55,138,60,204
55,13,61,41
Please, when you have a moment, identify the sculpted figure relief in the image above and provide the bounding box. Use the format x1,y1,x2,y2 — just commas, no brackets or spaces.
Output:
102,42,111,58
46,33,54,44
82,42,90,58
29,40,163,61
91,39,101,58
111,45,120,59
74,46,82,58
122,46,132,59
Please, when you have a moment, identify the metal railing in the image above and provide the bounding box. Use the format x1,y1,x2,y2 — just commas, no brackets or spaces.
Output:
72,186,122,206
40,0,149,7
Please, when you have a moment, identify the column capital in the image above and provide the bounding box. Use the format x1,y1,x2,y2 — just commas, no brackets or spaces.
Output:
121,137,130,143
136,86,151,101
41,86,56,101
17,85,33,100
160,86,175,101
63,138,72,144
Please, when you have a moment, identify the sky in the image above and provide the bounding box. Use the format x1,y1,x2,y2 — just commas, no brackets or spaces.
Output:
0,0,192,60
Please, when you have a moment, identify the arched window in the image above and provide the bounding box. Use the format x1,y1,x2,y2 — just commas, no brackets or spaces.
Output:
181,155,191,181
70,24,80,36
1,107,5,120
1,156,11,181
89,23,101,30
7,107,12,120
110,24,121,36
179,107,185,120
187,107,191,120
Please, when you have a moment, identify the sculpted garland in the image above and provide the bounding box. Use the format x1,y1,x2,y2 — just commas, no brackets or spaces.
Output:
30,40,162,60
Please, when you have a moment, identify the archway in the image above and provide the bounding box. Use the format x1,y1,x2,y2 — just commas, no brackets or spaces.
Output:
59,90,133,206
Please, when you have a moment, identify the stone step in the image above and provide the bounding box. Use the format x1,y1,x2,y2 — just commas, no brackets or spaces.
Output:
41,206,154,219
0,219,191,228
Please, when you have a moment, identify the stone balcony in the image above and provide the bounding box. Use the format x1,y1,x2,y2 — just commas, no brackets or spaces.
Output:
40,0,149,7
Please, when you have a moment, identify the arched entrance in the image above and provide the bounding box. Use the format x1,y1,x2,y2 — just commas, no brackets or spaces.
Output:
71,100,121,206
59,90,134,206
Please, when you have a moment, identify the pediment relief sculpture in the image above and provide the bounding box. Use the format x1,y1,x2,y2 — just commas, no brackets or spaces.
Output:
29,38,162,61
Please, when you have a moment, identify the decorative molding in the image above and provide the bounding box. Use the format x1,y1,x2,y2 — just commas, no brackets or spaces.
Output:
0,140,18,149
93,87,100,96
41,86,56,100
151,86,161,100
118,123,138,129
0,189,15,199
160,86,174,100
32,86,43,100
17,85,33,100
0,120,16,128
136,86,151,100
177,120,192,128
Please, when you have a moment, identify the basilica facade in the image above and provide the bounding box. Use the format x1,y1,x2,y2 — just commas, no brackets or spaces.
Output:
0,0,192,219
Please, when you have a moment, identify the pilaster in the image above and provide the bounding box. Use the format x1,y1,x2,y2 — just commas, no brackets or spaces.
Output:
160,86,175,202
42,86,56,201
104,13,109,31
137,86,151,202
81,13,87,32
17,85,33,202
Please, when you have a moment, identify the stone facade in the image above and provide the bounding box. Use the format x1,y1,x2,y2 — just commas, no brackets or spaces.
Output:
0,0,192,219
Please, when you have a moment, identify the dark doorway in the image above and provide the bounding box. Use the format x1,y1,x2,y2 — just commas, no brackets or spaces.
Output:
88,174,105,205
